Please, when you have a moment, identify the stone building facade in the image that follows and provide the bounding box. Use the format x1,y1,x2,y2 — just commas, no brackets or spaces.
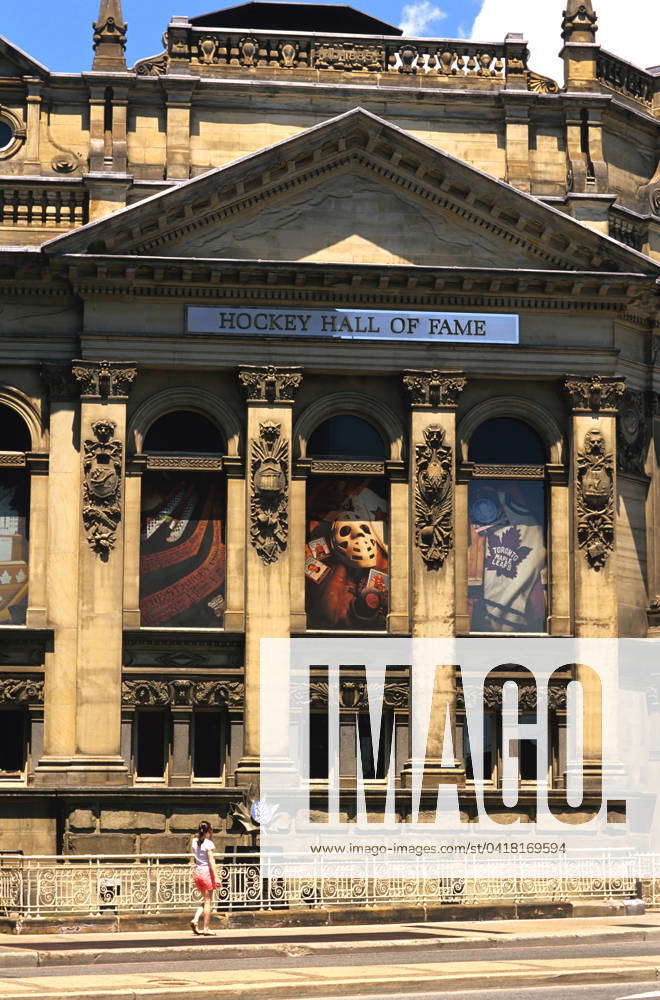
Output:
0,0,658,855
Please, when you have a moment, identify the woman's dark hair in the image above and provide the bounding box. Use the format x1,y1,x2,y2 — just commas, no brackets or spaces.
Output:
197,820,213,846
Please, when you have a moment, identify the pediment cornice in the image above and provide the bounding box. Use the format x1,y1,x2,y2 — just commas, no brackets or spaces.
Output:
44,109,659,276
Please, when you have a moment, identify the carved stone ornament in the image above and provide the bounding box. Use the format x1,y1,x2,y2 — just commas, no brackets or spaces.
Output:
576,429,615,571
617,389,648,476
122,678,244,708
308,680,409,710
72,360,137,401
564,375,625,413
402,370,467,409
561,0,598,40
249,421,289,564
457,683,566,712
0,677,44,704
414,425,454,570
82,419,123,558
238,365,303,403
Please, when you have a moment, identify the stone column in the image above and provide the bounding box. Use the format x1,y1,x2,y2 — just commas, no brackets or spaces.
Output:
71,360,137,784
25,452,49,629
35,367,81,782
122,455,144,629
223,456,246,632
235,366,303,783
564,374,625,786
402,371,467,787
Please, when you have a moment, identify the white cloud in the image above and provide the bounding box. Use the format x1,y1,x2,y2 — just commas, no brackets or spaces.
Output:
399,1,447,37
470,0,660,81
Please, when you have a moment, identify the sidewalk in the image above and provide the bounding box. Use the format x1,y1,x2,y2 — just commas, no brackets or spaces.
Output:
1,912,660,972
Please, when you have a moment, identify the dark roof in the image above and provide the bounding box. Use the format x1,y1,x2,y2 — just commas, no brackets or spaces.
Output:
190,2,402,35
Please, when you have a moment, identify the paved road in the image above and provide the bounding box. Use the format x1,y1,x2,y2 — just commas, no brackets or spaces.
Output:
4,937,660,979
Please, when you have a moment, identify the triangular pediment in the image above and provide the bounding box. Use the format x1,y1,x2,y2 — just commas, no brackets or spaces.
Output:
0,34,49,79
45,108,658,275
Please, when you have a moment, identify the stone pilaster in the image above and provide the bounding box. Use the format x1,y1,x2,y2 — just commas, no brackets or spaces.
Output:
402,370,467,788
162,79,197,181
72,360,136,784
564,373,625,787
235,366,303,783
34,365,81,782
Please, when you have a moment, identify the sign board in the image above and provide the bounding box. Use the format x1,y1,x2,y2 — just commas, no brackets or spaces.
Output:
187,307,519,345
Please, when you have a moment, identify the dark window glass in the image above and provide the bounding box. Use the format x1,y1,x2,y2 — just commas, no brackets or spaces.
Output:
136,711,166,778
308,416,386,461
357,712,390,779
194,712,223,778
469,418,545,465
310,712,329,779
0,122,13,151
143,411,224,454
464,714,494,781
0,406,31,452
519,712,537,781
0,710,25,773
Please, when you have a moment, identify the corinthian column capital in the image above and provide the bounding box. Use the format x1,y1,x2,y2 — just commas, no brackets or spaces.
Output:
72,361,138,401
402,370,467,409
238,365,303,403
563,374,626,414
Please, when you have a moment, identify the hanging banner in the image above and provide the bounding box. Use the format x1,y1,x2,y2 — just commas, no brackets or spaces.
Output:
187,306,519,344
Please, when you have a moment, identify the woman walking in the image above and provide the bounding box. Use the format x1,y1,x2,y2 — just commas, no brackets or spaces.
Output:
190,820,218,936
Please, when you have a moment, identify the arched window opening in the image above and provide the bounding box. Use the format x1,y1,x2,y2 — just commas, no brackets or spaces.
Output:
305,417,389,632
308,415,386,461
139,410,226,629
143,411,225,455
467,417,548,635
0,404,30,626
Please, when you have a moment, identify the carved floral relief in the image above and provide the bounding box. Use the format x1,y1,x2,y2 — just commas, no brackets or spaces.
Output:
414,425,454,570
82,419,123,558
250,421,289,563
576,428,615,571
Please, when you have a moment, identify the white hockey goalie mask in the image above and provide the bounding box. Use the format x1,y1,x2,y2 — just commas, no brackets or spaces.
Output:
332,512,378,568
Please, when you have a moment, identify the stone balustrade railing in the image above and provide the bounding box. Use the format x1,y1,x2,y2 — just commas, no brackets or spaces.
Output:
135,23,559,94
0,181,87,234
597,49,655,108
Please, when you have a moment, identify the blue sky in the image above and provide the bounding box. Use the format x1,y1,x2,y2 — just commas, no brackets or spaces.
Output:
2,1,657,78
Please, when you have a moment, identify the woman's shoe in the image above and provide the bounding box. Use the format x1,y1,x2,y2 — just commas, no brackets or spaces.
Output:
190,920,201,935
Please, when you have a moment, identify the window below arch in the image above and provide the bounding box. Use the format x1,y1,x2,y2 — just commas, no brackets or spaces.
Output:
0,404,31,626
139,411,226,629
308,415,386,461
467,418,548,635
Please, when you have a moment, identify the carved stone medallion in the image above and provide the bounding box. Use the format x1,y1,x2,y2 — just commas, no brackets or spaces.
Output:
576,429,615,571
250,421,289,563
414,425,454,570
82,419,123,557
122,678,244,708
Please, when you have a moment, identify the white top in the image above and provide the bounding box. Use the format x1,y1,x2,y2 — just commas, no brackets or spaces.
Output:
191,837,215,872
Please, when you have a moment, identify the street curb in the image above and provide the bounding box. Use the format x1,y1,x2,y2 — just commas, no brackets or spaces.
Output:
1,960,660,999
1,923,660,971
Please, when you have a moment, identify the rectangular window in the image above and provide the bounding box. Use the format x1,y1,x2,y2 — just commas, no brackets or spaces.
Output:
0,469,29,626
468,479,547,633
309,712,329,780
463,713,495,782
305,476,389,631
139,471,225,628
0,709,26,776
357,711,392,780
135,711,167,779
193,712,223,780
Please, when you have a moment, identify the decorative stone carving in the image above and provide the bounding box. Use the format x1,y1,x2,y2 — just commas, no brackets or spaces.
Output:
145,455,223,471
40,364,77,401
561,0,598,41
527,71,560,94
278,40,299,68
0,454,26,467
402,370,467,409
82,419,123,557
310,460,385,475
72,361,137,401
414,425,454,570
134,52,169,76
617,389,648,476
0,678,44,704
122,678,244,708
457,682,566,711
198,36,219,64
238,365,303,403
576,429,615,571
316,43,383,71
308,680,410,710
564,375,625,414
92,0,127,71
249,421,289,564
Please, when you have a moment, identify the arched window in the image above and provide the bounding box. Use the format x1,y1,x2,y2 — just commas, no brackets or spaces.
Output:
305,416,389,631
0,405,31,626
467,417,548,634
139,411,226,628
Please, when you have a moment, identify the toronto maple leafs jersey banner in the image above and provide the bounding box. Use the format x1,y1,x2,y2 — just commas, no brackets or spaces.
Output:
0,469,29,625
467,479,547,633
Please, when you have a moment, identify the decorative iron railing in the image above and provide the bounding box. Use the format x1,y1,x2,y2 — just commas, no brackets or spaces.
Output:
135,24,559,94
597,50,655,108
0,851,641,919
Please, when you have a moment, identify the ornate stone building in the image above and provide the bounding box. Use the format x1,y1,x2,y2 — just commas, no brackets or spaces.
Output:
0,0,658,855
